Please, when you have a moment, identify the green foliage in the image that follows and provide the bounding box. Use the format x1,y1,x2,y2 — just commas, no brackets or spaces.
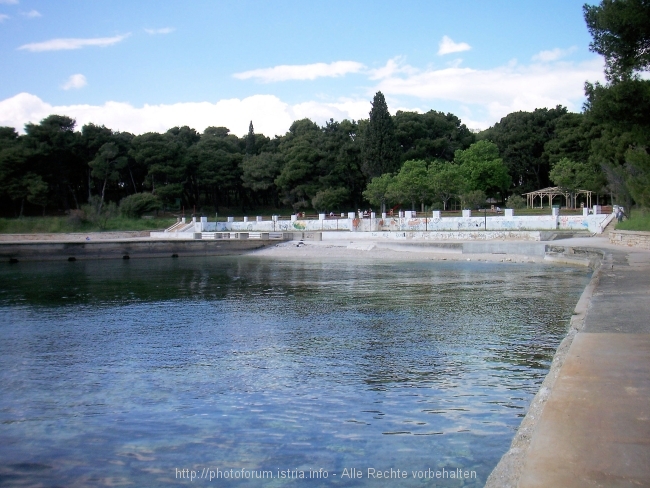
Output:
505,194,526,209
361,91,400,178
460,190,487,210
394,110,475,162
616,209,650,231
81,195,118,230
584,0,650,82
311,187,350,213
480,106,567,193
549,157,606,194
625,147,650,208
241,152,282,192
0,216,175,234
428,161,463,210
119,193,162,218
245,121,256,155
389,159,430,210
363,173,394,211
454,140,511,197
275,121,323,210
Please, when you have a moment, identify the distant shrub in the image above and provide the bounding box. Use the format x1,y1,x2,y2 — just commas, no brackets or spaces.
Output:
119,193,162,218
311,187,350,213
506,194,526,209
82,196,118,230
66,209,84,229
460,190,487,210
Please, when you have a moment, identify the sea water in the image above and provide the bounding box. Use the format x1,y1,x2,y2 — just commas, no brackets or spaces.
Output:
0,256,590,487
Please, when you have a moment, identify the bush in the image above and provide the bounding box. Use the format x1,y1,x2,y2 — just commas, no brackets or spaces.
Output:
119,193,162,218
82,196,118,230
66,209,85,229
311,187,350,213
506,194,526,209
460,190,487,210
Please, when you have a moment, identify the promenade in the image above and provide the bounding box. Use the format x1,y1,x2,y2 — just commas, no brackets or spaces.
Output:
487,236,650,487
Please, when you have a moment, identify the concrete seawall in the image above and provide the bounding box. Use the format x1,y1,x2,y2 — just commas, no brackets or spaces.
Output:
486,242,650,487
0,239,279,261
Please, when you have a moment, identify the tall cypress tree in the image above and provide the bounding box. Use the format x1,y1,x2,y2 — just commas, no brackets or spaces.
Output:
361,91,400,178
245,121,256,155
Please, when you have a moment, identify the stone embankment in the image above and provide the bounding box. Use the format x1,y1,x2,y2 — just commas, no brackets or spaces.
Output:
610,229,650,250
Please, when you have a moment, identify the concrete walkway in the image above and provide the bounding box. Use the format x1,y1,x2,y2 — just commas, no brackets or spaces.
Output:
514,243,650,487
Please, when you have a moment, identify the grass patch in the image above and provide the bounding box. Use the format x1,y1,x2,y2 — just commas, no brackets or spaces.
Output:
0,216,175,234
616,209,650,232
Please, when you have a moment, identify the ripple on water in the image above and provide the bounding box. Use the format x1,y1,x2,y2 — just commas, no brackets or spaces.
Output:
0,257,590,487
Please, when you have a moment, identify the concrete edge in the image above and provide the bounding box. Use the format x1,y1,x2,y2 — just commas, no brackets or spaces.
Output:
484,249,606,488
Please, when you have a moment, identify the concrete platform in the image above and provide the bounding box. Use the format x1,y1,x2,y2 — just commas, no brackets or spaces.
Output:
502,244,650,487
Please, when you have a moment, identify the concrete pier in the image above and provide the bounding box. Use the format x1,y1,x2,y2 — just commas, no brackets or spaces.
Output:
487,240,650,487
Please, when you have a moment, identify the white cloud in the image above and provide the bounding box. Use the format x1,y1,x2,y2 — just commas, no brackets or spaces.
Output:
234,61,366,83
438,35,471,56
372,57,606,129
368,57,419,80
0,13,9,22
0,93,374,137
61,74,87,90
22,9,41,18
0,0,18,4
144,27,175,35
18,34,130,52
532,47,577,62
0,54,608,136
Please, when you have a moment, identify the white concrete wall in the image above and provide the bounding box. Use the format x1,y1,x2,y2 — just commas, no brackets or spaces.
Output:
322,231,545,241
558,213,612,233
161,212,613,236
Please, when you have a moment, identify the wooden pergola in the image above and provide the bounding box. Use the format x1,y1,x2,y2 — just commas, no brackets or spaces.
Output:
523,186,593,209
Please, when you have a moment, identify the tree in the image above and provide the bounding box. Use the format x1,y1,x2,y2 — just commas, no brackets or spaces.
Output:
118,193,162,218
480,107,567,193
89,142,127,212
549,157,606,207
428,161,463,211
460,189,487,210
390,159,430,211
187,127,243,211
275,119,324,211
311,187,350,213
584,0,650,82
584,72,650,210
245,121,256,155
361,91,400,178
394,110,475,162
22,115,84,211
318,119,365,210
454,141,511,200
130,132,185,207
80,123,114,200
241,152,283,206
363,173,394,214
625,147,650,208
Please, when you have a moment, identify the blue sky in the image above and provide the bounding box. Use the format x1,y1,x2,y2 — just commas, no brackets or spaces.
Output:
0,0,605,136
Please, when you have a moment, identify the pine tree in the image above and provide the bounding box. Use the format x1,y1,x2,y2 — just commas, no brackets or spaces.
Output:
361,91,400,178
246,121,256,155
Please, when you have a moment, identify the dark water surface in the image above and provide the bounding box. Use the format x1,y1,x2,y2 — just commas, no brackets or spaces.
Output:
0,256,590,487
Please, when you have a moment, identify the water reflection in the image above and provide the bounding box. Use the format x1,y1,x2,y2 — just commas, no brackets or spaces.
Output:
0,256,590,487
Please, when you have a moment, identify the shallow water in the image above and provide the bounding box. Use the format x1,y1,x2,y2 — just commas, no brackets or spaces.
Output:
0,256,590,487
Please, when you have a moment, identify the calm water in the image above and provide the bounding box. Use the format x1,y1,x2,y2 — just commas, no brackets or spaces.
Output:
0,256,590,487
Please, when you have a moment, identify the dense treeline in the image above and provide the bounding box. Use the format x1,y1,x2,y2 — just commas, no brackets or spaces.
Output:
1,1,648,219
0,99,477,217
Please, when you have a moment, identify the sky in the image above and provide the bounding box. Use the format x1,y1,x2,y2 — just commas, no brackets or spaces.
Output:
0,0,606,137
